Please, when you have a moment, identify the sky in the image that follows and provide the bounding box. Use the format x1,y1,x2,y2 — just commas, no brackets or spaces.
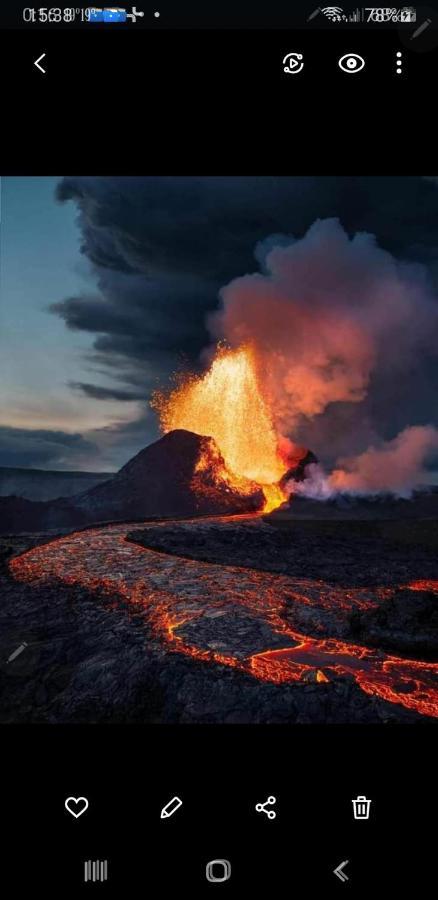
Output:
0,177,145,470
1,175,438,473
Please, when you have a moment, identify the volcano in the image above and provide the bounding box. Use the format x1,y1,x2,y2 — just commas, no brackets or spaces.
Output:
74,429,264,520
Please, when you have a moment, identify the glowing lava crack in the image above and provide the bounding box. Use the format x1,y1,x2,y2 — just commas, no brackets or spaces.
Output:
9,516,438,719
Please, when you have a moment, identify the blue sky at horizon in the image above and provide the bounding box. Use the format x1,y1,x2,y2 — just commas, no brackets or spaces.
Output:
0,177,142,469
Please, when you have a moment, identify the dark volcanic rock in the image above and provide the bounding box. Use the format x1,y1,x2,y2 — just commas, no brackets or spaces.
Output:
74,429,264,520
176,607,297,659
279,448,318,489
0,495,85,534
272,489,438,521
129,517,438,587
350,588,438,660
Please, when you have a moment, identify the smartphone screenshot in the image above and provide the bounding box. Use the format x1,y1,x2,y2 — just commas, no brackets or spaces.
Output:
1,2,437,894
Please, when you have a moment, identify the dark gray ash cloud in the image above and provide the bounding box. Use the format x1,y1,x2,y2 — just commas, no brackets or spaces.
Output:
52,177,438,400
69,382,144,402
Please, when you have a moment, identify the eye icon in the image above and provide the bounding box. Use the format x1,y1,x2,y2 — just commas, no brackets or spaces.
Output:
338,53,365,73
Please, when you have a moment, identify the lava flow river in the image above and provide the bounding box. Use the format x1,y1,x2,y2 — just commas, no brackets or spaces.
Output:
9,516,438,719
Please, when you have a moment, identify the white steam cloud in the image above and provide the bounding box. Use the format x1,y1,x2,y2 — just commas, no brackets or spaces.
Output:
294,426,438,499
329,425,438,496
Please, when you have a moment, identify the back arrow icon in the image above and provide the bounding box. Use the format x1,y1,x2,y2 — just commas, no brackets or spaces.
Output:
34,53,46,74
333,860,349,882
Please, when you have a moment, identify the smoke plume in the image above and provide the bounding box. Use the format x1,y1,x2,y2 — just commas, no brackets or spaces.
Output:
329,426,438,496
293,426,438,499
210,218,438,496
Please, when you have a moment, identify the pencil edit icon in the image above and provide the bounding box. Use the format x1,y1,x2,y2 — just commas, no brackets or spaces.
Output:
410,19,431,40
160,796,183,819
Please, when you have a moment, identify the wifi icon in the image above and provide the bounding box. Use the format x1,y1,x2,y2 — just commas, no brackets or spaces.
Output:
321,6,344,20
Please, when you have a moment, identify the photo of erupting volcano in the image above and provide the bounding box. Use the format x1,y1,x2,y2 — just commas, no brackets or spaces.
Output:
1,175,438,724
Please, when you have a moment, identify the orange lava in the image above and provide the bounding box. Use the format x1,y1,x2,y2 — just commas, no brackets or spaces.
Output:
191,437,260,498
251,640,438,719
8,519,438,720
153,345,288,512
407,579,438,592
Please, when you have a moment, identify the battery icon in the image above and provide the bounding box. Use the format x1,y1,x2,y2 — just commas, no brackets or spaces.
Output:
103,7,127,21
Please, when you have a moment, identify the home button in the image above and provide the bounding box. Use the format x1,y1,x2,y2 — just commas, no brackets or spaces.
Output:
206,859,231,883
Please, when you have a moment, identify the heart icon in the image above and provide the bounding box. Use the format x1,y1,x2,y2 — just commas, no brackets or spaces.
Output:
65,796,89,819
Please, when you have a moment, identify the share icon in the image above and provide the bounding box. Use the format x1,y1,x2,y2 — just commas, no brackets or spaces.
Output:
255,795,276,820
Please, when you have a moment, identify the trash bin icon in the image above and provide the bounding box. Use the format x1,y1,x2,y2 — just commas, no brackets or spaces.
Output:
352,795,371,819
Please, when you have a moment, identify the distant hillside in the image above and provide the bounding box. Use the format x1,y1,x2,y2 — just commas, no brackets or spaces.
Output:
0,467,110,501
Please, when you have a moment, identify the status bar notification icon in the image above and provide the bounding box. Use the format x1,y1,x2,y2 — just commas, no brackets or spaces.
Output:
160,796,183,819
103,7,127,21
89,8,104,20
88,7,126,21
